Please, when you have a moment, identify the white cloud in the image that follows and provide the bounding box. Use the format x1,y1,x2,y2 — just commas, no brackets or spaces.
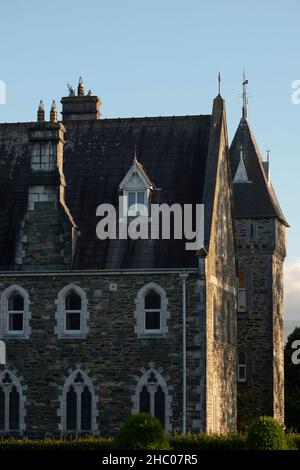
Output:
284,258,300,321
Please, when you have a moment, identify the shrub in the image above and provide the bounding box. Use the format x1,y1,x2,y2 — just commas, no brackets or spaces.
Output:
114,413,169,450
246,416,287,450
170,432,245,450
0,437,113,451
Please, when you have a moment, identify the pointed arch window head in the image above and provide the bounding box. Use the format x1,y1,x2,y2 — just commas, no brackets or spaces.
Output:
59,369,98,435
8,292,24,333
0,285,31,338
144,290,161,332
55,284,89,339
0,369,25,434
132,369,172,431
134,283,169,337
65,291,82,333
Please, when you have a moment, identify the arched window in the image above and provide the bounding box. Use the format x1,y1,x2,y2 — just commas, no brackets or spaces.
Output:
59,369,98,434
134,283,169,337
132,369,171,431
55,284,89,339
238,269,247,312
65,292,82,333
0,369,25,434
144,290,161,332
0,285,31,338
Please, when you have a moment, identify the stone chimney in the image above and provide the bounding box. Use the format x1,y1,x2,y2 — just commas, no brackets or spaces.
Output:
61,77,101,121
37,100,45,122
14,116,77,271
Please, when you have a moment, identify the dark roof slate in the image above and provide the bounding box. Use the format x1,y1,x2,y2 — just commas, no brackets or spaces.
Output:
0,115,211,270
229,117,288,226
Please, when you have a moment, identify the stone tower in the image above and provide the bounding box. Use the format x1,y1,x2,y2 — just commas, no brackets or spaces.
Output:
230,99,288,427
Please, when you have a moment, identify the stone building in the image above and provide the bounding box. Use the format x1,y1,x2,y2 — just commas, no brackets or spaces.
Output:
0,78,287,436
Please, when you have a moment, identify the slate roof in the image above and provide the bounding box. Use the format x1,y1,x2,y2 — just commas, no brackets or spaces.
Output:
230,117,288,226
0,115,212,270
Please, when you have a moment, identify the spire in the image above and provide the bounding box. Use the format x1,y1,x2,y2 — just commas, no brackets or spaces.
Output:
218,71,221,96
133,145,138,163
242,69,249,119
78,76,85,96
50,100,58,123
37,100,45,122
233,145,251,184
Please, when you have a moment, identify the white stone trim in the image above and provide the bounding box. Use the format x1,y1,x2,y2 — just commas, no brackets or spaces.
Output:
57,367,99,436
0,366,27,434
55,284,89,339
0,285,31,339
134,283,170,338
131,366,172,432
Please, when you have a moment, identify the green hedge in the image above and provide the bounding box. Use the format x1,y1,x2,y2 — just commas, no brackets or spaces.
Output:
0,437,113,451
0,433,298,451
170,433,246,450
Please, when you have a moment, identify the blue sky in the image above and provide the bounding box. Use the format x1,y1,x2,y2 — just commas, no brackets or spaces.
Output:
0,0,299,325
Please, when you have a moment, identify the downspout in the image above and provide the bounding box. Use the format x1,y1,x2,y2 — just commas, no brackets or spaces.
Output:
179,271,189,434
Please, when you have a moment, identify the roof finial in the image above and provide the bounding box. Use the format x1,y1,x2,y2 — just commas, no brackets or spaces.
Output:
133,145,138,163
37,100,45,122
218,71,221,96
78,76,85,96
242,69,249,118
50,100,58,123
266,149,271,183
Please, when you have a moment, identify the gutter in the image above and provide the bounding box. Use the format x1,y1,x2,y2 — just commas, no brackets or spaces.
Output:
179,271,189,434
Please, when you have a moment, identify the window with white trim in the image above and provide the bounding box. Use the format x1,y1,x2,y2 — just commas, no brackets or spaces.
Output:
132,369,172,431
59,369,98,434
55,284,89,339
127,190,148,216
238,352,247,382
134,283,169,337
144,290,161,333
0,369,25,434
31,142,56,171
0,285,31,339
8,292,24,333
238,269,247,312
65,292,82,334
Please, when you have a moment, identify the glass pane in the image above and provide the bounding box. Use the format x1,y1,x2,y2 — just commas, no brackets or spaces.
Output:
139,386,150,413
128,192,136,210
65,292,81,310
8,293,24,311
154,386,165,429
238,290,246,311
239,366,246,381
66,312,81,331
66,386,77,431
239,269,246,289
238,352,246,365
9,313,23,331
145,290,161,309
0,388,4,430
81,386,92,431
9,386,19,431
145,311,160,330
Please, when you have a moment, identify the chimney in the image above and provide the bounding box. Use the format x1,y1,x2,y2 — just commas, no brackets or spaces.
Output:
61,77,101,121
37,100,45,122
50,100,58,123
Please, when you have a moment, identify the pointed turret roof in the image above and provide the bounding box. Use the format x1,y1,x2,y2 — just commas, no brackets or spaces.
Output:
230,117,288,226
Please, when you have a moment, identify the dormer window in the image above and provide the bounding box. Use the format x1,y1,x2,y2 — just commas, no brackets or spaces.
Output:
119,151,155,217
127,190,147,216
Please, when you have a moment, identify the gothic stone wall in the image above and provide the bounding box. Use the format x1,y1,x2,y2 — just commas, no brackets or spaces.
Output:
0,271,202,437
205,142,237,434
235,217,286,425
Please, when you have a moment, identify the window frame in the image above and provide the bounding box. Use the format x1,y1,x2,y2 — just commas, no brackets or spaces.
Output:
238,268,247,313
237,352,247,382
7,294,25,335
124,189,148,217
64,292,83,335
0,285,31,339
